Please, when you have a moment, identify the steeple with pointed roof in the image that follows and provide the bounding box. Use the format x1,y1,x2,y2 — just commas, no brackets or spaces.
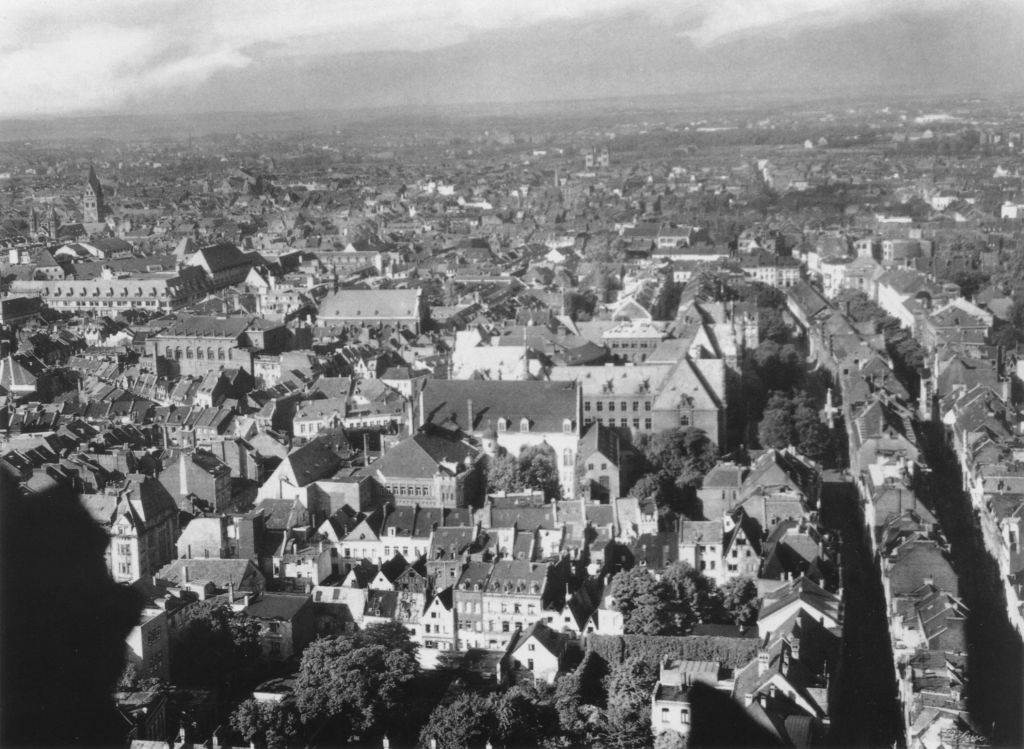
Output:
83,165,105,223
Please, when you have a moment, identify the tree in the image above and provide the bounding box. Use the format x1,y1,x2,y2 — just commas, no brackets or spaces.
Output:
492,684,559,747
628,473,669,506
719,577,761,627
171,601,262,688
642,427,718,490
654,729,687,749
609,567,675,635
230,699,302,749
661,562,722,630
486,452,521,494
757,404,795,450
419,693,493,749
554,651,608,734
293,624,420,740
518,443,562,500
598,658,658,749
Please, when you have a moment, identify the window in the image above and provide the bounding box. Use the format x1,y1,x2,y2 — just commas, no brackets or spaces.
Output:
621,401,627,411
588,463,594,470
562,418,573,434
563,449,573,467
520,418,530,433
633,418,640,429
186,347,193,359
502,621,510,632
679,413,690,426
661,708,670,723
527,642,535,651
632,401,639,411
681,708,690,725
497,418,507,432
584,402,591,412
644,418,652,430
596,401,603,412
197,348,204,360
644,401,652,411
527,658,534,670
269,641,281,656
218,348,225,361
608,401,615,412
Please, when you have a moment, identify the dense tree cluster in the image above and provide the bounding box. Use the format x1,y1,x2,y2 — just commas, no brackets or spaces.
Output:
292,622,420,743
419,684,561,749
486,443,562,500
609,564,760,636
756,390,833,462
627,427,718,518
171,601,262,689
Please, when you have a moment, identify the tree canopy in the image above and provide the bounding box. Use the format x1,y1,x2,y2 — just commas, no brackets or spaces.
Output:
486,443,562,500
230,698,302,749
171,601,262,688
292,623,420,741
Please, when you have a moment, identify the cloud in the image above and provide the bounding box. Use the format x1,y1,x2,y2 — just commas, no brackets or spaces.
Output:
0,0,1010,116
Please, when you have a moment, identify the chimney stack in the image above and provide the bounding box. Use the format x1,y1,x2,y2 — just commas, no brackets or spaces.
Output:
183,564,190,583
757,648,770,676
467,399,474,430
227,581,235,604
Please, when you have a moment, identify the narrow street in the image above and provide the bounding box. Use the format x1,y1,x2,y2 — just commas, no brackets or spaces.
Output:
819,471,902,748
917,424,1024,746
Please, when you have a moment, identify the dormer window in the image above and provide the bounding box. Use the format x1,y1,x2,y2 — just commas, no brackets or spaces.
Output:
562,418,572,434
497,418,507,433
520,418,530,433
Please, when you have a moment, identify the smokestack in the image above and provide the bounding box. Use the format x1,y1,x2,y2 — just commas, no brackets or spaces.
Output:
467,398,474,430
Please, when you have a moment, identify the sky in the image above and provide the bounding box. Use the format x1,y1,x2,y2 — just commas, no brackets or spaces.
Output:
1,0,1022,118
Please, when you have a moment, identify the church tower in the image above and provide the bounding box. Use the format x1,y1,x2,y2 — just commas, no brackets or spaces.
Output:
83,165,105,223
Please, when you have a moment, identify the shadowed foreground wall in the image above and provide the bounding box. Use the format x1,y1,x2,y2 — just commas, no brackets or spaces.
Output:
0,469,142,747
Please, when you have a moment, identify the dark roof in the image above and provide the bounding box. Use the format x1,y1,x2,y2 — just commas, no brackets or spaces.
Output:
422,379,578,433
244,592,311,621
196,242,253,272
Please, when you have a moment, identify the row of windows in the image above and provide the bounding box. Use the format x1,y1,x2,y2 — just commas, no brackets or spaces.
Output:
586,400,652,412
495,418,574,434
164,346,228,361
584,417,653,430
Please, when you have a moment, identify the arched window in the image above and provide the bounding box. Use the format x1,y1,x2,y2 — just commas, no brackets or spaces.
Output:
165,346,173,357
175,348,182,360
496,418,507,433
208,347,215,360
563,448,572,467
519,418,530,433
186,347,193,359
562,418,573,434
196,348,204,360
218,348,225,361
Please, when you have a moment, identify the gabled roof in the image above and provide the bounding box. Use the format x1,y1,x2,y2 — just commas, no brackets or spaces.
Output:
513,620,567,657
372,428,479,479
758,575,841,625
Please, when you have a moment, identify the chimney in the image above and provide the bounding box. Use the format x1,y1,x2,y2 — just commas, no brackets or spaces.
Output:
467,398,474,430
757,648,770,676
227,581,235,604
183,564,190,583
789,635,801,661
243,594,251,608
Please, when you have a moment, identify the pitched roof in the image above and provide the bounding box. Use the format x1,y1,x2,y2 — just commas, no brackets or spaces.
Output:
318,288,421,321
421,379,578,433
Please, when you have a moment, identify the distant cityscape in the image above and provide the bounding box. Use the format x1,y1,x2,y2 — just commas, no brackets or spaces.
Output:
2,94,1024,749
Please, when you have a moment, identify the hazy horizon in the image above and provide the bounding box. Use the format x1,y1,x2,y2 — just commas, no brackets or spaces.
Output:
2,0,1024,121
